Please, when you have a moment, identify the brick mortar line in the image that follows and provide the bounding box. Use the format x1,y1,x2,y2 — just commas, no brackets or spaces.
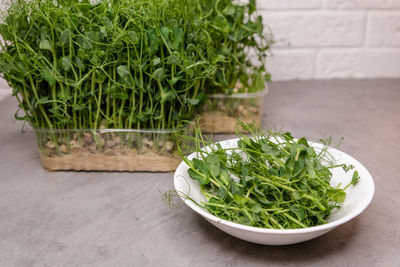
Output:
261,11,364,15
258,8,321,12
270,47,400,52
270,44,369,50
259,8,400,12
271,76,400,81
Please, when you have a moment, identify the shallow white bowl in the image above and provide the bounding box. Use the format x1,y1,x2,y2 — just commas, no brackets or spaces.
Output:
174,138,375,245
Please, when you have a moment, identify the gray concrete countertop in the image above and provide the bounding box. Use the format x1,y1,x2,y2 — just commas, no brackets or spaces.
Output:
0,79,399,266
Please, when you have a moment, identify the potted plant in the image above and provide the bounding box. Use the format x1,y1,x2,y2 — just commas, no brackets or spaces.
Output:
196,0,273,133
0,0,215,171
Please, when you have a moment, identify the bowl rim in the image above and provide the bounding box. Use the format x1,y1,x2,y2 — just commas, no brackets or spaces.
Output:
174,138,375,234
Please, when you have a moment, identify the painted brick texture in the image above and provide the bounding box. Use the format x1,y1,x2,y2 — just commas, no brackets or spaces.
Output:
368,12,400,47
266,12,365,48
317,49,400,78
262,0,400,80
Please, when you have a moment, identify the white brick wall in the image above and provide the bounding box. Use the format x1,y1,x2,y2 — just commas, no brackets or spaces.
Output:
267,12,365,47
317,49,400,78
268,50,315,80
261,0,400,80
368,12,400,47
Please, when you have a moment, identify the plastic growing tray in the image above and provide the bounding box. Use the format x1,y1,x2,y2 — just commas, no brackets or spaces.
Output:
34,128,187,172
199,88,268,133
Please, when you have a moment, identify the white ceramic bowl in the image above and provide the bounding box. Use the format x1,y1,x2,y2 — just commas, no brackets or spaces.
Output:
174,138,375,245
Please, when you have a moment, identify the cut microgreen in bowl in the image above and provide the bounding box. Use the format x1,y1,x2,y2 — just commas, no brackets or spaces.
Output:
173,124,375,245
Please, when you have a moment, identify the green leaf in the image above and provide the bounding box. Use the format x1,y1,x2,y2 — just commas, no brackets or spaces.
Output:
229,183,242,195
39,40,52,51
61,56,72,71
293,157,305,177
188,168,209,185
261,143,278,156
206,154,220,178
49,107,58,114
218,187,227,199
291,191,303,200
114,91,129,100
255,195,272,206
187,98,200,105
352,171,360,185
223,5,236,16
167,54,180,65
17,62,27,74
147,29,160,55
219,167,231,186
305,147,316,177
192,158,209,176
60,29,70,46
77,36,92,50
77,48,86,59
128,31,139,44
160,89,175,103
152,57,161,66
117,65,130,79
85,31,100,42
268,168,279,177
167,19,179,28
213,15,230,33
136,112,147,122
335,191,346,203
285,150,295,175
328,188,346,203
74,57,85,70
171,27,183,50
253,185,265,197
42,71,55,86
251,204,262,213
289,205,306,221
99,26,107,37
249,0,257,15
36,96,49,106
72,104,85,111
160,26,170,40
297,137,309,147
282,132,294,141
11,84,21,96
168,76,182,85
153,68,165,81
233,195,248,206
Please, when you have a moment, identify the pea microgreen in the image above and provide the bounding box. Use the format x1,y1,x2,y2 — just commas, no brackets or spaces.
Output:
0,0,216,131
195,0,273,94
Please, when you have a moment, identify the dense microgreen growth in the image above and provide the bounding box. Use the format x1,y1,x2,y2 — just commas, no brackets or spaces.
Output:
196,0,272,94
0,0,272,132
180,124,360,229
0,0,218,130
